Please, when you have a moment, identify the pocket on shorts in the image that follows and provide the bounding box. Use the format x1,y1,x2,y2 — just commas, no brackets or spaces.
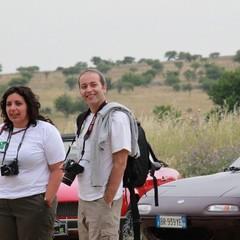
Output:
101,229,118,240
99,198,120,237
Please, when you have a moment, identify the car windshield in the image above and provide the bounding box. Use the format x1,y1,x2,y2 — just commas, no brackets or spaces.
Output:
62,135,78,160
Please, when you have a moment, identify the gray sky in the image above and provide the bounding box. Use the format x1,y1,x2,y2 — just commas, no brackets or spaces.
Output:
1,0,240,74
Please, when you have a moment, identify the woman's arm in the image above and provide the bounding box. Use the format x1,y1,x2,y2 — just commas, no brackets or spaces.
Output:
44,161,63,207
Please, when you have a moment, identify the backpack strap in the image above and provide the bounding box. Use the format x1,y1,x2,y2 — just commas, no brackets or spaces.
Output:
148,142,168,167
148,142,162,207
128,183,141,240
76,109,91,137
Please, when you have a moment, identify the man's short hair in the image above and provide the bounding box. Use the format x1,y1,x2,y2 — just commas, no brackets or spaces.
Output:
78,68,106,86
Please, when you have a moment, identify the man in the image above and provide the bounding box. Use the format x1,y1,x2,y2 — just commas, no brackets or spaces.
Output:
76,69,139,240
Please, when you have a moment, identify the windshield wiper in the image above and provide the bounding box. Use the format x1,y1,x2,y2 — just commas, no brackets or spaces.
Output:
224,166,240,172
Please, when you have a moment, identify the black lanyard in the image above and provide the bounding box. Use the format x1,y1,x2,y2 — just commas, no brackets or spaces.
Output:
1,128,28,165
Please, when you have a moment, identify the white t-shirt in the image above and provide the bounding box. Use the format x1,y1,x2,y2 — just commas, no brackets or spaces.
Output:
76,111,131,201
0,120,66,199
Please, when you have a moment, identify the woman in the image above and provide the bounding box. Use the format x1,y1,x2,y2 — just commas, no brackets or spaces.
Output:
0,86,66,240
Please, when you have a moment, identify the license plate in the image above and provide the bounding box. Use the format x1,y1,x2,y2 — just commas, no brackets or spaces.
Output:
156,215,187,229
54,220,68,236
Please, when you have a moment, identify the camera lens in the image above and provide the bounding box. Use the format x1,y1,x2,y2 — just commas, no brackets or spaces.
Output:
1,165,11,176
62,172,77,186
1,162,19,176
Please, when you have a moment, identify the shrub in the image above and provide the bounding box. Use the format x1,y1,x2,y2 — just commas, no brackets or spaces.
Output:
153,105,181,120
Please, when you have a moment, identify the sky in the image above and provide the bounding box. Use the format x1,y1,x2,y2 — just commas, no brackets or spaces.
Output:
1,0,240,74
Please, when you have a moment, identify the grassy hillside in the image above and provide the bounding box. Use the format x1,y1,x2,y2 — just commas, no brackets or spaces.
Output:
0,55,239,133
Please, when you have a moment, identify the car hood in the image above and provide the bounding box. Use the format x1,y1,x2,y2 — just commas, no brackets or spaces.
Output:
145,171,240,198
138,171,240,217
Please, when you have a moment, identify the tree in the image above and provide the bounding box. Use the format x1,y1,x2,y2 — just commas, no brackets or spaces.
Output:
208,68,240,112
204,63,225,80
0,84,8,95
183,70,196,82
191,62,200,72
138,58,153,64
122,56,135,64
62,67,79,76
174,61,183,71
54,95,87,116
74,62,88,71
0,64,2,73
115,81,134,94
65,77,77,90
16,66,39,81
199,64,225,91
172,83,181,92
17,66,40,74
9,77,29,86
90,58,115,73
141,69,157,83
115,81,123,93
181,83,193,95
62,62,88,77
164,51,177,61
209,52,220,58
199,77,215,92
148,60,163,72
120,72,143,86
91,56,102,66
97,63,112,73
191,54,202,61
105,77,113,90
177,52,192,62
233,50,240,63
164,71,180,86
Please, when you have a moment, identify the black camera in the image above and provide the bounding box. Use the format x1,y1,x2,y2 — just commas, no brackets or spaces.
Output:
62,159,84,186
1,159,19,176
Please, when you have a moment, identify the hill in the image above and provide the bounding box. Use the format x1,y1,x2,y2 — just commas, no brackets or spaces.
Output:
0,55,239,133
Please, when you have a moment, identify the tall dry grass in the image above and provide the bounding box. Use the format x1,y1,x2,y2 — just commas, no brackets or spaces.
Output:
141,110,240,177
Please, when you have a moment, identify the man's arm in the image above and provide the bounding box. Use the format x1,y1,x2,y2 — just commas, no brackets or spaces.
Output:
104,149,128,207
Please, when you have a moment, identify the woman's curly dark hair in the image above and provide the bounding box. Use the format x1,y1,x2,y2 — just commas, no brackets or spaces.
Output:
0,86,54,130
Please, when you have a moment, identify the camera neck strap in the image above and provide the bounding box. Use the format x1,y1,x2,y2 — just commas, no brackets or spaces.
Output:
80,101,107,161
83,101,107,141
1,127,28,165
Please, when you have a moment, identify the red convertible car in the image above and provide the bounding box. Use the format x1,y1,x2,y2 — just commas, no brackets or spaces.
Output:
54,134,181,239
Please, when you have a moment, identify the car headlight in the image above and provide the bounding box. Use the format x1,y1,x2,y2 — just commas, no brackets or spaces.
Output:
207,204,239,212
138,204,152,214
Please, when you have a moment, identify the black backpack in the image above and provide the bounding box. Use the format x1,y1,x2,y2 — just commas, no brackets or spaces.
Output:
76,110,163,240
122,121,163,240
